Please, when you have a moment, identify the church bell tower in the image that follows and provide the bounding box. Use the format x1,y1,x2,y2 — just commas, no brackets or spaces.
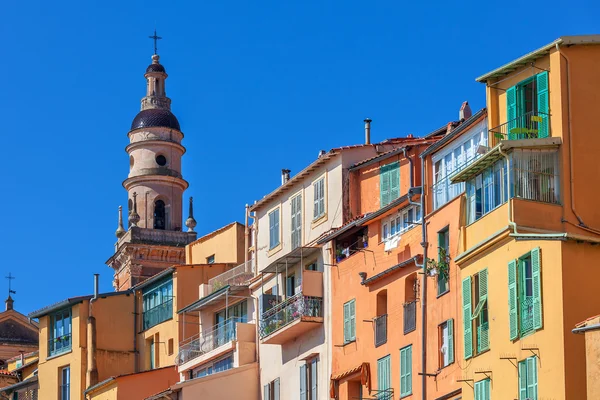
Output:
107,36,197,291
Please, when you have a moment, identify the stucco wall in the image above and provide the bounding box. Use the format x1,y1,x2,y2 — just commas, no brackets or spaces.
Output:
186,223,247,265
178,362,259,400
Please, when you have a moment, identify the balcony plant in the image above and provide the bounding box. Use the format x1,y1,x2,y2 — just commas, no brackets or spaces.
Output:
426,247,450,281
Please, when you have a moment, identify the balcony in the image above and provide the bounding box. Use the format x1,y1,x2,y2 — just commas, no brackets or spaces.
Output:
208,261,254,293
374,314,387,347
259,293,323,344
489,111,550,146
143,299,173,330
176,317,256,369
403,301,416,334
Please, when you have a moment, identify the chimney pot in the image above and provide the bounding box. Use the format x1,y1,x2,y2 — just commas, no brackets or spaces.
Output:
364,118,372,145
459,101,472,120
281,169,291,185
318,150,326,158
93,274,99,300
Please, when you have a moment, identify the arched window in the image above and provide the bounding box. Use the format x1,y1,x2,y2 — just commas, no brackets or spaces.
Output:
154,200,166,230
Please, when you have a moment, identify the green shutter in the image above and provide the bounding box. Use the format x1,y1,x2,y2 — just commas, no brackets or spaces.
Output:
350,300,356,340
462,277,473,359
311,358,318,400
478,269,489,352
508,260,519,340
344,300,356,342
378,355,391,396
300,365,307,400
507,86,518,140
527,357,538,400
406,346,412,395
475,379,490,400
399,347,411,396
390,162,400,202
273,378,280,400
400,349,406,395
447,318,454,364
536,72,550,138
343,302,350,342
531,248,543,330
518,360,527,400
380,164,391,207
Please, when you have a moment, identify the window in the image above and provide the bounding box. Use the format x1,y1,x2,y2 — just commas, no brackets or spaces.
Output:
343,299,356,343
313,178,325,220
463,269,489,359
507,72,549,140
155,154,167,166
193,354,234,378
142,277,173,330
300,357,318,400
381,204,421,241
285,275,296,297
154,200,166,229
206,254,215,264
509,248,543,340
432,122,487,210
168,338,174,355
379,162,400,207
518,357,538,400
437,228,450,296
399,346,412,397
291,194,302,249
149,338,155,369
49,309,72,357
474,378,491,400
377,355,391,399
305,262,318,271
269,208,280,249
466,160,508,224
438,319,454,368
60,366,70,400
264,378,280,400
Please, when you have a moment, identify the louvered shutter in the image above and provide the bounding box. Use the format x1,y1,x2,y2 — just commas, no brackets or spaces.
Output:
313,181,319,219
474,380,482,400
390,162,400,202
447,319,454,364
269,212,275,249
380,164,391,207
527,357,538,400
406,346,412,395
311,358,318,400
318,179,325,218
462,277,473,359
507,86,517,140
273,378,280,400
536,72,550,138
478,269,489,352
531,247,543,330
508,260,519,340
400,349,406,394
300,365,307,400
343,302,350,342
519,361,527,400
378,355,391,396
264,383,270,400
349,300,356,340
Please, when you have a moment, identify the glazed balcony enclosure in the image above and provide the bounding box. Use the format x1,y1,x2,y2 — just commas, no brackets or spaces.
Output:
258,246,324,345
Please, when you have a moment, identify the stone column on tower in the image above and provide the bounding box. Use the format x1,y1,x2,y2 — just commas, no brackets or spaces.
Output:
106,51,197,291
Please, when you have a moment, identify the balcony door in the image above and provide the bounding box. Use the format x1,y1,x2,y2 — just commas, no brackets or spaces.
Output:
215,300,248,346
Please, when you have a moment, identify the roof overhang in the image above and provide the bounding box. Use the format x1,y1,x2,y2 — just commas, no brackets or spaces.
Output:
361,256,422,286
29,290,131,319
476,35,600,83
261,246,321,274
0,376,38,394
316,217,369,245
133,268,175,291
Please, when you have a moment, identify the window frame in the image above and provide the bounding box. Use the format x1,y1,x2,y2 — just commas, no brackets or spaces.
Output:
49,308,72,357
509,248,543,341
142,276,174,331
518,356,538,400
381,204,421,241
437,228,450,296
300,357,318,400
192,353,234,378
438,319,454,369
60,366,70,400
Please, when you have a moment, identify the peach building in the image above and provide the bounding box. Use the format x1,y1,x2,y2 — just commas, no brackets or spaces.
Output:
573,315,600,399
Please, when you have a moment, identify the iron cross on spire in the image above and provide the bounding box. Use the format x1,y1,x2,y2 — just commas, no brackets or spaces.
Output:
149,29,162,55
5,273,15,296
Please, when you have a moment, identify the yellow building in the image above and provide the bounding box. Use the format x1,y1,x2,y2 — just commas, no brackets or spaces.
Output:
0,353,39,399
452,35,600,400
573,314,600,399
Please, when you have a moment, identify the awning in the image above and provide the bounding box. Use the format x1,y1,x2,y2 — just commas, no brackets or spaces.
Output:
330,363,371,399
261,246,321,274
450,144,503,184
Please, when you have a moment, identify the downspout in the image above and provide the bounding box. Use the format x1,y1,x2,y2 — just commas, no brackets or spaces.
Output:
134,289,138,373
417,155,428,400
86,274,99,389
403,147,414,188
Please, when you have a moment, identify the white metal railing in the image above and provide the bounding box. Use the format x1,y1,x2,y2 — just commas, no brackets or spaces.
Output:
208,261,254,293
512,149,559,204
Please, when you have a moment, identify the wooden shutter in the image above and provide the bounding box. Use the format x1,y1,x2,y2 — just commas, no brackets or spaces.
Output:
269,212,275,249
447,319,454,364
462,277,473,359
380,164,391,207
531,247,543,330
519,361,527,400
405,346,412,395
274,211,279,246
507,86,517,139
311,358,318,400
508,260,519,340
291,195,302,249
527,357,538,400
377,355,391,395
536,72,550,138
318,179,325,217
264,383,271,400
478,269,489,351
474,380,482,400
390,162,400,202
313,181,319,219
273,378,280,400
343,302,350,342
300,365,307,400
349,300,356,340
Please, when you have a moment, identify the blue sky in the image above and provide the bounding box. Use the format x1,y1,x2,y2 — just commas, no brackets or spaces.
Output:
2,0,598,314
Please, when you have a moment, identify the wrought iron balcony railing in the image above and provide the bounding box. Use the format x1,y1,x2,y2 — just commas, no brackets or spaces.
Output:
403,301,416,334
259,293,323,339
520,297,534,333
374,314,387,347
489,111,550,145
176,317,245,366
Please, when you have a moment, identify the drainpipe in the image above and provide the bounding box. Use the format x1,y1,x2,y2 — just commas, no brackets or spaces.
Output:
402,147,414,188
134,289,138,373
417,155,428,400
245,204,250,267
87,274,99,389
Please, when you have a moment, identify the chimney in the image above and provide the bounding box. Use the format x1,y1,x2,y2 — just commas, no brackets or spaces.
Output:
318,150,326,158
459,101,472,120
93,274,99,300
364,118,372,145
281,169,291,185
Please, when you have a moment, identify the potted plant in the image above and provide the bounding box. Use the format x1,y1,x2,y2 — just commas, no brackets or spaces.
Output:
336,247,345,263
426,247,450,281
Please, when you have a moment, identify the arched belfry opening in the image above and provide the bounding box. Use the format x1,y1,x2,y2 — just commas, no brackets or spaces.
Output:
154,200,166,230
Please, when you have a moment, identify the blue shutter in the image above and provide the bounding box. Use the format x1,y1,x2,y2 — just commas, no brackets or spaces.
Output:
508,260,519,340
273,378,280,400
380,164,391,207
390,162,400,202
462,277,473,359
300,365,307,400
311,358,318,400
507,86,517,140
531,248,543,330
536,72,549,138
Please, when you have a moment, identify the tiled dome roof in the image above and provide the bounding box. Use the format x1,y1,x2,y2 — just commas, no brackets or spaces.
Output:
146,63,166,73
130,109,180,131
